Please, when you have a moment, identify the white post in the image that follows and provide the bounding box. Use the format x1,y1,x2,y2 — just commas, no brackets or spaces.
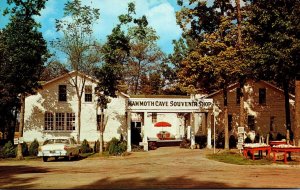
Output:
207,112,212,149
190,112,195,149
143,112,148,151
127,111,132,152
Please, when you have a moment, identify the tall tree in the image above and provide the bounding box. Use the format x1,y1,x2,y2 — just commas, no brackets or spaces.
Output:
176,0,243,149
125,23,164,95
245,0,300,142
52,0,100,143
1,0,48,159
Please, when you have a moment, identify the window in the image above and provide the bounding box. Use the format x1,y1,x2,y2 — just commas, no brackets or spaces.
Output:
85,85,92,102
55,113,65,130
259,88,266,105
97,114,101,130
228,114,233,131
58,85,67,101
270,116,275,132
236,88,241,105
152,113,157,123
248,115,255,130
44,112,54,130
66,113,75,130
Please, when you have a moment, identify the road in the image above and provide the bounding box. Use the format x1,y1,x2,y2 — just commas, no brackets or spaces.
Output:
0,147,300,189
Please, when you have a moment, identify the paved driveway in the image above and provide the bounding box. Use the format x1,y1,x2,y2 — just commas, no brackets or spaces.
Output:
0,147,300,189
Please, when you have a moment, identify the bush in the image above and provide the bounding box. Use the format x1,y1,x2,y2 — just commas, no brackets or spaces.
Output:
21,142,29,156
29,139,39,156
93,140,100,153
195,135,207,149
81,139,92,153
180,137,191,149
0,141,16,158
106,137,127,156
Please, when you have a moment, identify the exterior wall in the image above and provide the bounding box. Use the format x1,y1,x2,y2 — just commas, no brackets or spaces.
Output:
23,73,127,144
211,80,295,140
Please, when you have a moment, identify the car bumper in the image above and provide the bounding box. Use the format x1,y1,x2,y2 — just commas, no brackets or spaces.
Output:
38,151,68,157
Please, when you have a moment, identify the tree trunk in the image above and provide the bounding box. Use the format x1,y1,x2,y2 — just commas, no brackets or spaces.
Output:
223,88,229,150
99,108,104,154
283,80,292,141
294,79,300,146
77,98,82,143
235,0,242,48
239,82,245,128
16,93,25,160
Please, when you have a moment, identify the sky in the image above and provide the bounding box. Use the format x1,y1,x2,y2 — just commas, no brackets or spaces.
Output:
0,0,184,58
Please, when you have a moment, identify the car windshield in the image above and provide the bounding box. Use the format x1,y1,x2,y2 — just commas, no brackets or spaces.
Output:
43,139,70,145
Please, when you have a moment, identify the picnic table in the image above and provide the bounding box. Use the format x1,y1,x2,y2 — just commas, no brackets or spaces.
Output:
269,140,287,146
272,145,300,164
243,143,271,160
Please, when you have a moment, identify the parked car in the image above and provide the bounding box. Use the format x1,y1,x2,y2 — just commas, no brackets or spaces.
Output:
38,137,81,162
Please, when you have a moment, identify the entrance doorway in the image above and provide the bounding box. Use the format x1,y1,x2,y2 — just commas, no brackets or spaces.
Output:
131,122,142,145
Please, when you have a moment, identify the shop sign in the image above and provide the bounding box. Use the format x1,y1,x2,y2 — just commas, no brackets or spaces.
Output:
128,98,213,111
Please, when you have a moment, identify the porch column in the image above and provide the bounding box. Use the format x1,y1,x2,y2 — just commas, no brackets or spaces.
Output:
190,112,195,149
207,112,212,149
127,111,131,152
143,111,148,151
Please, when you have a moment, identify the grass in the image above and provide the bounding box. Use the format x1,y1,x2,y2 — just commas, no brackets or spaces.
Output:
206,151,272,165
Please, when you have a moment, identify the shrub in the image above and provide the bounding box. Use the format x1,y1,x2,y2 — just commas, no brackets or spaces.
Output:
81,139,92,153
106,138,127,156
93,140,100,153
180,137,190,149
229,135,237,149
21,142,29,156
1,141,16,158
29,139,39,156
195,135,207,149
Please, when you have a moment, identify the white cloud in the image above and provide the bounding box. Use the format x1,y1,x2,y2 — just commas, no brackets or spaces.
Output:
38,0,182,55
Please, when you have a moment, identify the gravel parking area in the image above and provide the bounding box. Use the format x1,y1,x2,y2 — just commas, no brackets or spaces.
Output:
0,147,300,189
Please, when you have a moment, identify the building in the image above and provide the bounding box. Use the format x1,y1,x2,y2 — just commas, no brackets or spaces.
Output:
207,79,295,146
23,71,214,151
23,72,294,150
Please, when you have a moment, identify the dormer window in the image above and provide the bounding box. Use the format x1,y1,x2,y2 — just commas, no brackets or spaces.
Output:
58,85,67,102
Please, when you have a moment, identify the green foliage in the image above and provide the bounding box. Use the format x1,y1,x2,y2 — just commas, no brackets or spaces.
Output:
0,141,16,158
93,140,100,153
29,139,39,156
81,139,92,153
106,138,127,156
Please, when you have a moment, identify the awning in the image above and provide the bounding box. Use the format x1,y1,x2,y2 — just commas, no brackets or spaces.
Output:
154,121,171,127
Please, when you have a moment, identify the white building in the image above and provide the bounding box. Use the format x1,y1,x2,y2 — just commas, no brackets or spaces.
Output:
23,71,214,151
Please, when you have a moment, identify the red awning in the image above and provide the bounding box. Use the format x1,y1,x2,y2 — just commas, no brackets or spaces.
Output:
154,121,171,127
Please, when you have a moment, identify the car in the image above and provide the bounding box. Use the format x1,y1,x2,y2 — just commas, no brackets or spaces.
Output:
38,137,81,162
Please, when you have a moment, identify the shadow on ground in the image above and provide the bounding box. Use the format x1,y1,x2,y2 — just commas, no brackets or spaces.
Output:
76,176,232,189
0,165,50,188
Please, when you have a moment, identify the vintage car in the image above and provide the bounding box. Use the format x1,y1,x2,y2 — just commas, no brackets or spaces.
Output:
38,137,81,162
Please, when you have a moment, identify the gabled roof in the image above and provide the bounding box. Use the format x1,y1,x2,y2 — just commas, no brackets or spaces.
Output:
42,70,99,88
206,80,295,99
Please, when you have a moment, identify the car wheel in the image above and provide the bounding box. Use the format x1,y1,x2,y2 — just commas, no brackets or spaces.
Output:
43,156,48,162
54,157,59,161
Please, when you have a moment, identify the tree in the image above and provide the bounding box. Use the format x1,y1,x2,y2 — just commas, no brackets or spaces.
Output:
176,0,243,149
124,21,165,95
52,0,100,143
1,0,48,159
40,60,69,81
245,0,300,143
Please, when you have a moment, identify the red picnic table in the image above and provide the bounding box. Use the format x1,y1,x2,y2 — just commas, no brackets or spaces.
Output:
243,145,271,160
272,146,300,164
269,140,287,146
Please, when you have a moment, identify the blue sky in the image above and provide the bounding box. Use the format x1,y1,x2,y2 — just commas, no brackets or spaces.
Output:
0,0,184,58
